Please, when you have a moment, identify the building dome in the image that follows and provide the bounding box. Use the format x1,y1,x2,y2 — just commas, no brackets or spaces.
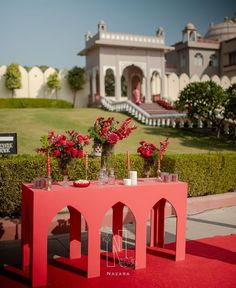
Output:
204,16,236,42
98,19,106,26
185,22,196,30
98,19,107,32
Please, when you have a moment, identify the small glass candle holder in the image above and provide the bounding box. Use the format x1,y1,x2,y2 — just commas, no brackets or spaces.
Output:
45,177,52,191
33,177,46,189
108,168,115,185
161,172,170,183
170,173,178,182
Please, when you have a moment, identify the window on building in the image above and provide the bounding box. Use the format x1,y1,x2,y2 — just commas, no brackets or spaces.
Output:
194,53,203,66
209,54,218,67
189,31,196,41
229,51,236,65
180,54,186,67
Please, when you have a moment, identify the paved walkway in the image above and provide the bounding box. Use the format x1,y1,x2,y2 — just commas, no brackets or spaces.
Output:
0,206,236,267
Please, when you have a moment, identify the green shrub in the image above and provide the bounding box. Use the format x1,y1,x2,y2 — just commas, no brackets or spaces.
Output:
0,153,235,217
0,98,73,108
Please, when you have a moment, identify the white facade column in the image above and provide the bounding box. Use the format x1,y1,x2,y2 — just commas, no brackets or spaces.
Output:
92,71,96,102
142,77,146,99
99,66,105,97
160,57,166,99
115,69,121,101
145,74,152,103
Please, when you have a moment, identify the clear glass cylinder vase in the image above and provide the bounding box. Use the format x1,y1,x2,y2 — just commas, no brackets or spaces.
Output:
101,142,115,169
143,158,153,180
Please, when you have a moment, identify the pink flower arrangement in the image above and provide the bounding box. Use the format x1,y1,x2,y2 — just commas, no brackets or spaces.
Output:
88,117,137,145
37,130,90,171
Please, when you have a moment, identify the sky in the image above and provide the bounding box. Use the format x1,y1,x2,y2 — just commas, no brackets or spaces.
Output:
0,0,235,69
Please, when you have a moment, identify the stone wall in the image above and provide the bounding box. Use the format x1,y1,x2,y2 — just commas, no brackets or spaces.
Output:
0,65,89,107
166,73,236,102
0,65,235,105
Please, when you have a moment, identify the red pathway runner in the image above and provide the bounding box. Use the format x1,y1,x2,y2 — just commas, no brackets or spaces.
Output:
0,234,236,288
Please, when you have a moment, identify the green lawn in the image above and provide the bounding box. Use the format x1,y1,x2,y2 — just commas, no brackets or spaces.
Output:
0,108,235,155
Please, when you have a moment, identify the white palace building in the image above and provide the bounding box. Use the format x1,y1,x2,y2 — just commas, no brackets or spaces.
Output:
79,20,171,104
77,18,236,127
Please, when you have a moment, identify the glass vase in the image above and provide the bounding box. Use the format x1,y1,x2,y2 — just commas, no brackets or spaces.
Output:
101,142,115,169
58,159,70,186
143,158,153,181
61,171,69,186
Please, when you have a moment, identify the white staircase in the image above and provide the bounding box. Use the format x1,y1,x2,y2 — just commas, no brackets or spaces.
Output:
100,96,187,127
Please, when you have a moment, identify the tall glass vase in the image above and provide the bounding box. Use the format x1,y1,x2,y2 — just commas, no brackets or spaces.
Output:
101,142,114,169
58,159,70,186
143,158,153,180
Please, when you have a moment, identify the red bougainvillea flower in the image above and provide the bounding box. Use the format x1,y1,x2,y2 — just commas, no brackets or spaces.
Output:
36,130,90,170
137,141,159,159
77,150,83,158
88,117,137,145
107,132,119,144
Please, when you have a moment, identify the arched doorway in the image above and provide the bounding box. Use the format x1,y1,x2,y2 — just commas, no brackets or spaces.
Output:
122,65,144,103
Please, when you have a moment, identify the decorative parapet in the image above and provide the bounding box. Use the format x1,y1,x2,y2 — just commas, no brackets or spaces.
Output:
99,31,165,45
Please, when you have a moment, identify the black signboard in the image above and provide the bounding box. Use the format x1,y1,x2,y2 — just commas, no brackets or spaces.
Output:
0,133,17,155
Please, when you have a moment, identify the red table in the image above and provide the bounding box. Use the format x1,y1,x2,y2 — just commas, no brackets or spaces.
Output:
21,180,187,287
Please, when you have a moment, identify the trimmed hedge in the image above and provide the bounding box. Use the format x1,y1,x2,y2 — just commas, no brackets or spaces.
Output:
0,153,235,217
0,98,73,108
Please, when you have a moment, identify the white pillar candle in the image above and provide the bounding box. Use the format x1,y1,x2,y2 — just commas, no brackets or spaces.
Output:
123,178,132,186
128,171,137,185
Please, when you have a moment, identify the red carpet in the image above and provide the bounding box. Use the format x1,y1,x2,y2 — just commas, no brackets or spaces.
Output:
1,234,236,288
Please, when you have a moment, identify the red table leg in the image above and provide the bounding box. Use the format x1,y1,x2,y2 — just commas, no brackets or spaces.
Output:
135,217,147,269
112,202,124,252
175,204,187,261
149,204,158,247
21,186,32,269
149,199,166,248
68,206,81,259
31,212,47,287
156,199,166,248
87,224,100,278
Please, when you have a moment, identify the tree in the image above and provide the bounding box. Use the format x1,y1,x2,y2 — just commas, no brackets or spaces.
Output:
67,66,85,106
46,72,61,99
4,63,22,97
121,75,127,97
105,69,115,96
225,83,236,137
175,81,229,138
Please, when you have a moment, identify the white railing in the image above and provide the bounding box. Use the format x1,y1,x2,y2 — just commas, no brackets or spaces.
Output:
100,96,187,127
100,96,236,134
